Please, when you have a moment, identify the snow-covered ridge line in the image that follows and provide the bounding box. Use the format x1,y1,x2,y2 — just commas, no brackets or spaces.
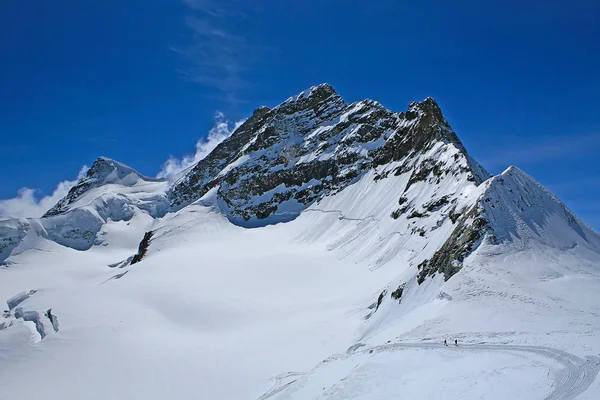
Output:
500,165,600,239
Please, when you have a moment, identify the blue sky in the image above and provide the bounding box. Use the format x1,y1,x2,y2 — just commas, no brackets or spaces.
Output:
1,0,599,229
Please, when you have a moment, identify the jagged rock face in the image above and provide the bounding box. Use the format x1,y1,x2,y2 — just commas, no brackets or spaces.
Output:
417,202,489,283
169,84,488,225
167,105,272,209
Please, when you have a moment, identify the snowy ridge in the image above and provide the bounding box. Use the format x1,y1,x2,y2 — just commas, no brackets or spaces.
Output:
0,157,169,263
481,166,600,250
44,156,166,217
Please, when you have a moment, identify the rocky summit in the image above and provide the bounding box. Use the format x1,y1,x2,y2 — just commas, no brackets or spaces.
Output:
168,83,488,226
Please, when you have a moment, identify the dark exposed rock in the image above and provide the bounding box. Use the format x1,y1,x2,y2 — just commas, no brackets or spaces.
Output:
449,206,463,224
417,204,489,284
424,196,450,212
405,158,447,192
412,226,427,237
391,283,405,301
391,203,412,219
131,231,154,265
168,106,272,209
407,211,429,219
376,289,387,310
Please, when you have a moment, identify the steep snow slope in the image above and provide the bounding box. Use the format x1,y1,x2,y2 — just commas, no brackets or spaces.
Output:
481,166,600,251
354,165,600,337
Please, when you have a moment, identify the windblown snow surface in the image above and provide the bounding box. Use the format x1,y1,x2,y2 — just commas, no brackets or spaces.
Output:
1,165,600,400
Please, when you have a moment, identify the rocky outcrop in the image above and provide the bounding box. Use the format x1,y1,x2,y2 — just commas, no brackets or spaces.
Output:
417,203,489,283
391,283,405,301
131,231,154,265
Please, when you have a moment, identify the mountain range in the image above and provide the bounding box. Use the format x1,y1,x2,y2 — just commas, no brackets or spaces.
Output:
1,84,599,400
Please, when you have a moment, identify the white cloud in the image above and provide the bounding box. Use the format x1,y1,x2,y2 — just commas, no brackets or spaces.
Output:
0,166,88,219
157,111,245,180
177,0,269,105
182,0,231,17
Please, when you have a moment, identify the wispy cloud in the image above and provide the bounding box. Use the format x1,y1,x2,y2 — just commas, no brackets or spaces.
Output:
177,0,267,105
0,166,88,219
478,133,600,170
182,0,239,18
157,111,245,180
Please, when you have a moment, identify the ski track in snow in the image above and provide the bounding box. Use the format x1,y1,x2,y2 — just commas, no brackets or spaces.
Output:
259,342,600,400
302,208,378,223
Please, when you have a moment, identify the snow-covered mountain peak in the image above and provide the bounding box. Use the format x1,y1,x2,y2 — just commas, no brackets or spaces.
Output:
275,83,344,118
252,105,271,115
44,157,166,218
93,156,164,184
167,84,490,226
416,163,600,283
482,164,600,249
407,96,444,117
0,156,170,262
283,83,339,104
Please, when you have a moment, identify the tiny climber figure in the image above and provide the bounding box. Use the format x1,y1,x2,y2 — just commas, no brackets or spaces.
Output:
444,339,447,346
455,339,458,346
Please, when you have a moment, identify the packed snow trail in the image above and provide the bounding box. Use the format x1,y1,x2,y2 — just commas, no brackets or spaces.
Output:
259,342,600,400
